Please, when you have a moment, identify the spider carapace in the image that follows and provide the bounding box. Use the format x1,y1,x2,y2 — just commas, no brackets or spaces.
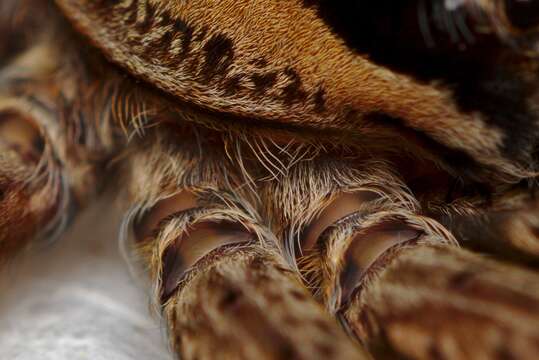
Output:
2,1,539,359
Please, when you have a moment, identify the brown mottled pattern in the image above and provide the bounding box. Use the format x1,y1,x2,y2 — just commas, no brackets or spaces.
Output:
123,131,372,358
440,197,539,263
2,1,539,359
54,0,531,180
0,138,46,263
0,175,36,262
0,2,129,264
345,245,539,359
161,247,367,360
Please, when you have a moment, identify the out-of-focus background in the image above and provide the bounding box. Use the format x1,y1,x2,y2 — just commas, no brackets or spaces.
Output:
0,200,174,360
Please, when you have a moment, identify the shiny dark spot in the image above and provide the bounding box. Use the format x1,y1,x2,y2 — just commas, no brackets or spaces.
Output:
251,71,278,93
505,0,539,30
202,34,235,82
219,288,242,310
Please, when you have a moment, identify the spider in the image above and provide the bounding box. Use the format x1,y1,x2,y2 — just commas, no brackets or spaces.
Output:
1,0,539,358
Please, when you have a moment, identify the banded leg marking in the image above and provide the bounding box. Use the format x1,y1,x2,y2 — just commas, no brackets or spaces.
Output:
123,133,372,359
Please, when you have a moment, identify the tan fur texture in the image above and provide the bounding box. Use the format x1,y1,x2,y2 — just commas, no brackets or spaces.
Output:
124,132,370,359
164,246,367,360
55,0,538,180
2,1,539,359
345,245,539,359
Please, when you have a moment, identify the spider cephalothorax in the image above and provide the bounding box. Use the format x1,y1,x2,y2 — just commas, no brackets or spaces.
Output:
1,1,539,359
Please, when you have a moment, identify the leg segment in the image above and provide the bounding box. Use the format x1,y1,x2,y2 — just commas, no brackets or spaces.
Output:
0,26,122,262
0,109,52,261
256,151,539,359
309,192,539,359
0,97,72,262
343,244,539,359
439,193,539,266
122,130,369,359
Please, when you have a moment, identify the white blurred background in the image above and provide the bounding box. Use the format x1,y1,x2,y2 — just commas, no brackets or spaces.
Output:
0,200,174,360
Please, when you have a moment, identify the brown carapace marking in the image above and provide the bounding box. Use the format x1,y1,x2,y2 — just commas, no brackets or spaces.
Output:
251,71,279,95
201,34,235,83
55,0,527,179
